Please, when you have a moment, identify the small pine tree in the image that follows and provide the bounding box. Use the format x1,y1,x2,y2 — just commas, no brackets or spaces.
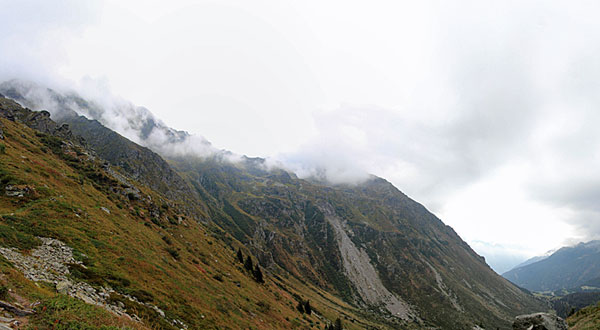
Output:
303,300,311,315
334,317,342,330
296,301,305,313
237,248,244,263
253,264,264,283
244,255,253,271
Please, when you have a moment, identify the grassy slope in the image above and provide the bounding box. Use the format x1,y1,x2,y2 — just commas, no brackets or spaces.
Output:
568,304,600,330
0,118,395,329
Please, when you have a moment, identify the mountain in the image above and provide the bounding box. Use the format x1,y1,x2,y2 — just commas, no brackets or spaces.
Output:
0,83,548,329
507,248,557,272
0,94,381,329
503,241,600,292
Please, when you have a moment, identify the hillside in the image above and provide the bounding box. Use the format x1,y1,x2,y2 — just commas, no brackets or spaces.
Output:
503,241,600,292
567,303,600,330
0,88,549,329
167,156,548,329
0,96,384,329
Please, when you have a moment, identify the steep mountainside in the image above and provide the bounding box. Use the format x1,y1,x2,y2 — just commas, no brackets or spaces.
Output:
168,157,548,329
503,241,600,292
0,96,390,329
0,81,204,218
0,86,549,329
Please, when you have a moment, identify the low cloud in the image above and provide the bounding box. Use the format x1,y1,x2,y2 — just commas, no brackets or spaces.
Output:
0,79,221,160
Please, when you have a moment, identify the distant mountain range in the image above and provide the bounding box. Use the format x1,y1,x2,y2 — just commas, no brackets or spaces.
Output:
509,248,557,271
503,240,600,292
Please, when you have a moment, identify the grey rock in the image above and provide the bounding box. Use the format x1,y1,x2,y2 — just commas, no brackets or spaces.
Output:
56,281,71,295
5,185,26,197
513,312,568,330
0,300,33,316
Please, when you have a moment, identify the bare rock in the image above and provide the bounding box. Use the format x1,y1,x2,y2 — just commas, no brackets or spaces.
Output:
0,300,33,317
513,312,567,330
56,280,72,295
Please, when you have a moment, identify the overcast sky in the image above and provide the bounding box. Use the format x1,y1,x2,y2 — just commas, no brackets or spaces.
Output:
3,0,600,273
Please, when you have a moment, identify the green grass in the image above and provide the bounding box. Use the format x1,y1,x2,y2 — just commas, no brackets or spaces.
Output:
28,295,134,330
0,116,382,330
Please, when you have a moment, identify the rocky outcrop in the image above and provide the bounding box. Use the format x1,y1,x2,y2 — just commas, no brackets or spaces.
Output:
0,97,79,142
0,238,186,328
0,300,34,317
512,312,568,330
4,185,36,198
0,238,122,313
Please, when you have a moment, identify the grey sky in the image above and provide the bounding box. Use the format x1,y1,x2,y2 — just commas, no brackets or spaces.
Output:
2,0,600,273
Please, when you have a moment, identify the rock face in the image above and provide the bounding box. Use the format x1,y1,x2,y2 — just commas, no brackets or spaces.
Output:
322,203,415,320
0,97,78,142
513,313,568,330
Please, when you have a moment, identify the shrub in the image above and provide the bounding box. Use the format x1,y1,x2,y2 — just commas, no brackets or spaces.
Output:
166,247,180,260
257,300,271,313
303,300,312,315
0,285,8,299
162,235,173,245
0,143,5,154
244,256,253,271
128,289,154,303
253,265,264,283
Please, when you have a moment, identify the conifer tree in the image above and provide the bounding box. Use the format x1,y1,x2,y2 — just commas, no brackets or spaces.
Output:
303,300,311,315
296,301,305,313
334,317,343,330
237,248,244,263
244,255,253,271
253,264,264,283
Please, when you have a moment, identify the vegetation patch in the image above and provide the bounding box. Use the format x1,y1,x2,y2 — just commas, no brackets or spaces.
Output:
29,295,137,330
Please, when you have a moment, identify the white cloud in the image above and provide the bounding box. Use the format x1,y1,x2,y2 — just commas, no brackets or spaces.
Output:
5,0,600,271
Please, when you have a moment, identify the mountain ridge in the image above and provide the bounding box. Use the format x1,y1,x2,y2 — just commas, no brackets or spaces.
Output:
503,240,600,292
0,82,549,329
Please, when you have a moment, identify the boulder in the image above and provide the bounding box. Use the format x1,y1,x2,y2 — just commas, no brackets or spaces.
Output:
513,312,567,330
56,280,72,295
4,185,36,198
